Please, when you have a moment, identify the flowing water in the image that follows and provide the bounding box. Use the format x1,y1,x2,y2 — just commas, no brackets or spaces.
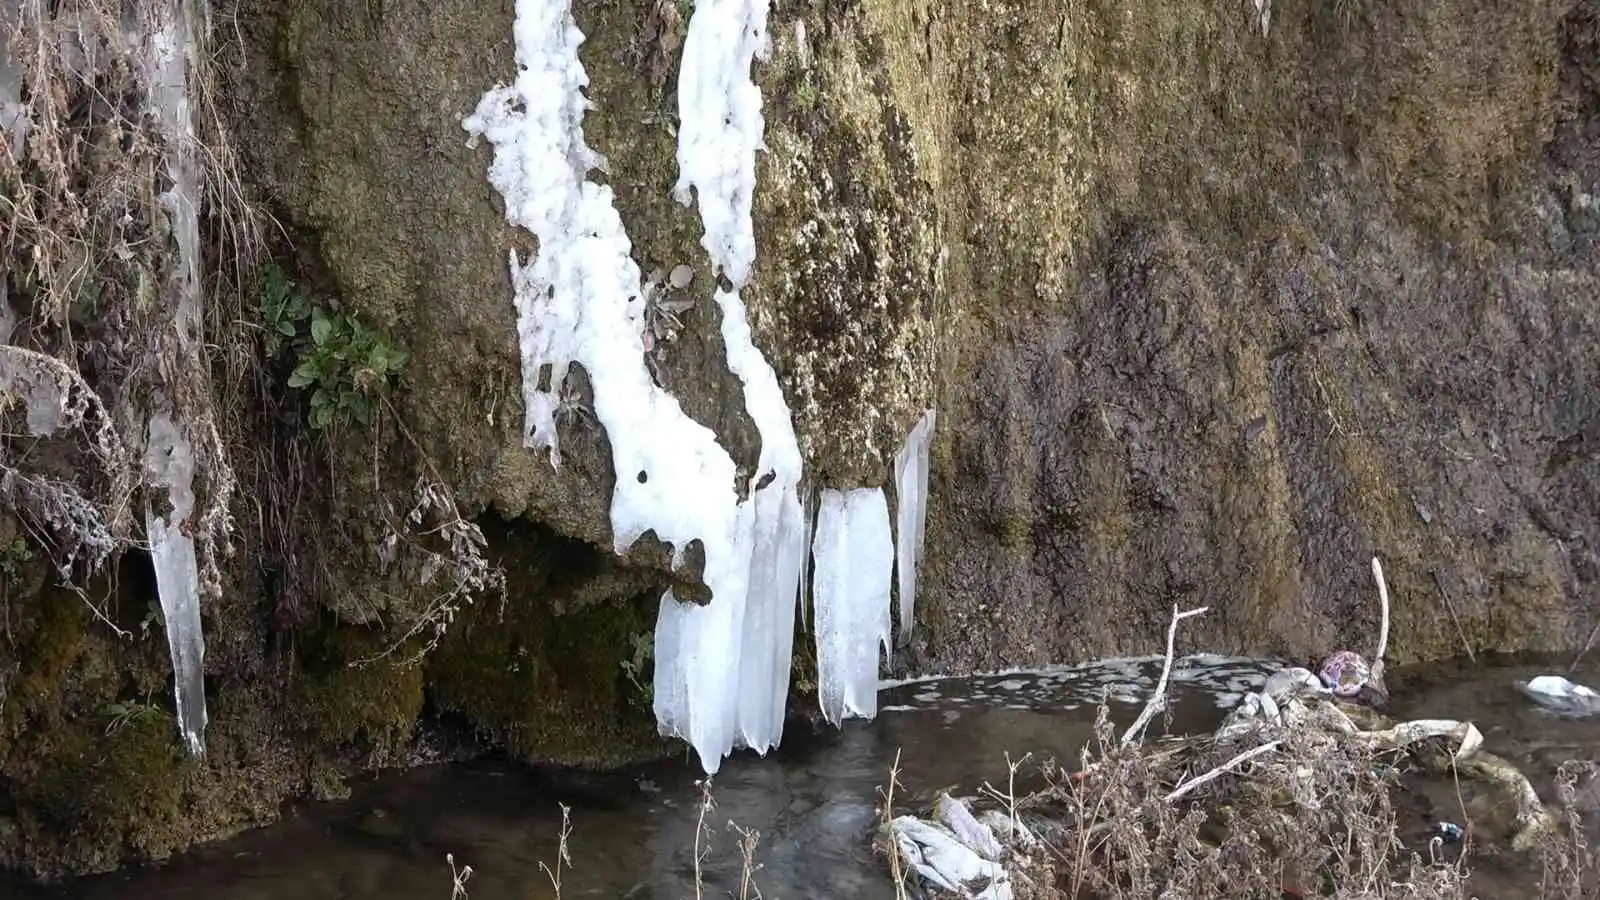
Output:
13,655,1600,899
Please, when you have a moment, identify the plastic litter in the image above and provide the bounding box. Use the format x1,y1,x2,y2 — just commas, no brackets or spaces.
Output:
1317,650,1372,698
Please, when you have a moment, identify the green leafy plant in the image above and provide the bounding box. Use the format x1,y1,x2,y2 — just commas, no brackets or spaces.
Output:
619,629,654,710
257,262,408,432
98,698,160,736
259,261,311,354
0,537,33,581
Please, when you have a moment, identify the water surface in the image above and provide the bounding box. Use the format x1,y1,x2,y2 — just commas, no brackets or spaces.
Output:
19,655,1600,899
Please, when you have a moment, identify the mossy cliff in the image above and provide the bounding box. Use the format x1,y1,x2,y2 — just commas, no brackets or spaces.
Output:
0,0,1596,880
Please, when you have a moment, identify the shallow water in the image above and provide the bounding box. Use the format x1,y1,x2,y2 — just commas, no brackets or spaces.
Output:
15,655,1600,899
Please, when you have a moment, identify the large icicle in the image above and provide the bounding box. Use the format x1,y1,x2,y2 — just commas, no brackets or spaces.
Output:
468,0,802,774
140,0,209,756
812,488,895,724
893,409,935,640
144,412,207,755
654,0,806,766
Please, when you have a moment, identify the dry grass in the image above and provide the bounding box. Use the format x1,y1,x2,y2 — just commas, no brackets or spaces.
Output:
0,0,265,606
873,702,1600,900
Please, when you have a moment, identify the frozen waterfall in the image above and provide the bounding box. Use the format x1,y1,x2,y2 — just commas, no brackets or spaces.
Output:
473,0,936,773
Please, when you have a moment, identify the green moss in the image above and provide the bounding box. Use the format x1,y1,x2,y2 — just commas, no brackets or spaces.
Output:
996,514,1032,554
12,712,185,870
296,626,424,762
426,521,668,767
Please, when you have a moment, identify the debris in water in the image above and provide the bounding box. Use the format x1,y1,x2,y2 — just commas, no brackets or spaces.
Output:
1517,674,1600,716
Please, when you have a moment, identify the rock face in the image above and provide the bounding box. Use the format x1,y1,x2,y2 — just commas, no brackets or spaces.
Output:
0,0,1597,880
917,0,1600,673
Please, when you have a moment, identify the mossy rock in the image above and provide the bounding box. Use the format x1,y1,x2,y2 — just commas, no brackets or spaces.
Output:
3,712,185,874
295,626,426,765
426,521,671,767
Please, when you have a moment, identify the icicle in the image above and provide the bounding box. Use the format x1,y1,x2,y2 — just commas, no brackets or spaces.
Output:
812,488,894,724
893,408,935,640
139,0,209,757
0,1,28,161
797,486,815,631
144,409,207,756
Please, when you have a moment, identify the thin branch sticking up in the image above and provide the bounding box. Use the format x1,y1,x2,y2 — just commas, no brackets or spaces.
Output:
1122,604,1209,746
1371,556,1390,665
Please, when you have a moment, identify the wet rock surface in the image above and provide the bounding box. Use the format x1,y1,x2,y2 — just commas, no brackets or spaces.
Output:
918,0,1600,673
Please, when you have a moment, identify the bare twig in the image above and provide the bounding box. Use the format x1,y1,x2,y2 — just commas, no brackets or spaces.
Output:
538,803,572,898
1431,568,1475,663
1164,739,1284,804
1122,604,1209,745
1370,556,1389,665
1572,616,1600,673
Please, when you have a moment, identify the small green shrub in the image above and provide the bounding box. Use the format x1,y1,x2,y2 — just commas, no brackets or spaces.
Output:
258,262,409,432
619,629,654,710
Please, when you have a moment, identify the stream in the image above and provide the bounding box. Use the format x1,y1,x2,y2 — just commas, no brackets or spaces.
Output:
12,655,1600,899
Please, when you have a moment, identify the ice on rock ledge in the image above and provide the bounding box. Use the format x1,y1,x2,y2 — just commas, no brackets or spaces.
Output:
812,488,895,724
893,408,935,640
469,0,805,774
653,0,806,768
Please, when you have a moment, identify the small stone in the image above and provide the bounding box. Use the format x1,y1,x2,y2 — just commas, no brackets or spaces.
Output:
669,264,695,289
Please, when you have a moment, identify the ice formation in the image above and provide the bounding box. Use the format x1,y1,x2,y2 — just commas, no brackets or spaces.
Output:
140,0,209,757
0,2,28,160
893,408,935,639
467,0,805,773
672,0,771,288
144,412,207,756
656,0,807,764
811,488,895,724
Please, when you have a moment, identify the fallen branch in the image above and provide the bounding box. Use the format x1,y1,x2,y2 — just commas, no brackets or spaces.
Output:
1164,739,1283,804
1122,603,1209,746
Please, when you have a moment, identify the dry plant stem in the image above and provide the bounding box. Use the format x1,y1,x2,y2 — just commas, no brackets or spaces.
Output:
538,803,572,898
880,748,909,900
729,821,763,900
1122,603,1209,745
693,777,715,900
1163,739,1284,803
1432,569,1476,663
980,751,1030,842
446,852,474,900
